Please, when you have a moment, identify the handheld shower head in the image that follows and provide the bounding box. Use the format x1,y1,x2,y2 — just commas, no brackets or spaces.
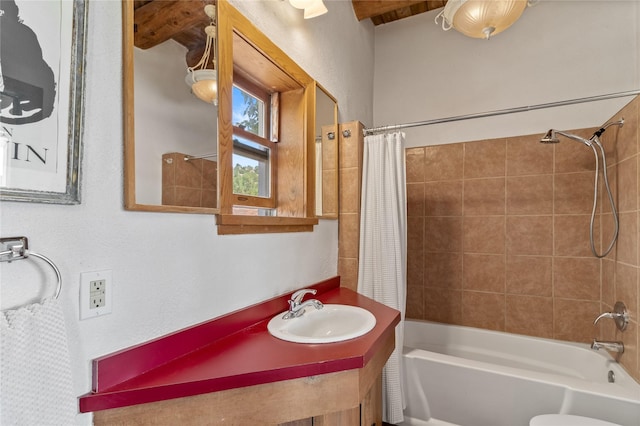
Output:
593,118,624,138
540,129,559,144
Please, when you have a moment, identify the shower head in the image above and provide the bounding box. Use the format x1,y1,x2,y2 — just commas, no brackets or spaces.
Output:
539,129,592,146
593,118,624,138
540,129,559,144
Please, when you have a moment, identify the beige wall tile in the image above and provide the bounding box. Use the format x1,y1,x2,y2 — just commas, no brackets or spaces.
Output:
176,158,203,188
505,295,553,338
425,180,463,216
464,178,505,216
616,262,638,320
553,257,601,301
617,212,638,266
617,156,638,212
407,182,425,218
426,217,463,253
339,167,360,214
506,216,553,255
339,126,361,169
406,286,424,320
464,139,506,179
614,98,638,161
174,187,202,206
406,147,425,183
424,288,462,324
202,190,216,208
162,186,176,206
616,320,638,378
425,252,462,289
425,144,464,182
506,135,554,176
463,216,505,254
338,213,359,259
553,298,600,343
506,255,552,296
408,216,424,252
338,258,358,291
462,291,505,331
602,259,616,307
506,175,553,215
554,128,598,173
463,254,505,293
554,172,598,214
407,248,424,288
202,160,217,190
554,214,599,257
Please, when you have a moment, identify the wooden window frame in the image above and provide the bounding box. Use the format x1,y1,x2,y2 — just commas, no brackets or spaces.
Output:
216,1,318,234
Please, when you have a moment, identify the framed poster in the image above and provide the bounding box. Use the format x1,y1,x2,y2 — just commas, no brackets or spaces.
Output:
0,0,87,204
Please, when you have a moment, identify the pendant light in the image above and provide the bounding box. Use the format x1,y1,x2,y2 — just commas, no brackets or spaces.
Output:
288,0,328,19
185,4,218,105
435,0,530,40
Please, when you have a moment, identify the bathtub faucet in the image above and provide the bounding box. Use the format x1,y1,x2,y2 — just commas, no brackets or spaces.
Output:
593,301,629,331
591,339,624,354
282,288,323,319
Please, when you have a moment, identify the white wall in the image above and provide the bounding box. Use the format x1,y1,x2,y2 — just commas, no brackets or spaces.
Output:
0,1,373,424
373,0,640,147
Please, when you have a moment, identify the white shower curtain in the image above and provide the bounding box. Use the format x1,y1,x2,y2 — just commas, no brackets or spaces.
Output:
357,131,407,424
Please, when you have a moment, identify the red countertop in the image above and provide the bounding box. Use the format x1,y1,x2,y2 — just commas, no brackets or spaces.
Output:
78,276,401,413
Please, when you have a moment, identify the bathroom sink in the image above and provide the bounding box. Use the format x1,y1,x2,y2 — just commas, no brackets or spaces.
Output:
267,304,376,344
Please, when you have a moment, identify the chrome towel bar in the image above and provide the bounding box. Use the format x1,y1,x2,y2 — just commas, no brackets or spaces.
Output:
0,236,62,300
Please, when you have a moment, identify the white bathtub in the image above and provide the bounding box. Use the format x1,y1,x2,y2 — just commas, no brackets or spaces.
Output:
400,320,640,426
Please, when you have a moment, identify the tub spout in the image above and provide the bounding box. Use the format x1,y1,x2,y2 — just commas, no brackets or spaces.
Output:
591,339,624,354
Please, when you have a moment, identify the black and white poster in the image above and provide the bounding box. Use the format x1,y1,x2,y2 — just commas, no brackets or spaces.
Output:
0,0,86,203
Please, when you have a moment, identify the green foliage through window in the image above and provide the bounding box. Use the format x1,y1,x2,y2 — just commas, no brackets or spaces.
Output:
233,163,259,196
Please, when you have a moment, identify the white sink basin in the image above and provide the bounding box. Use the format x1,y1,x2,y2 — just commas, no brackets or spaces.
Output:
267,304,376,344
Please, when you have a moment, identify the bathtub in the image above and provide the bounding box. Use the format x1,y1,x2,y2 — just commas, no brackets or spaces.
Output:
400,320,640,426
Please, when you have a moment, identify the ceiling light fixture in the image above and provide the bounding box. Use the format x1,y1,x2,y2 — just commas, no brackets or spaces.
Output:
288,0,327,19
435,0,531,40
185,4,218,105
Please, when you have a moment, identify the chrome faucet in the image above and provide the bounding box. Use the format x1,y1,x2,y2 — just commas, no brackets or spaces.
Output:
282,288,323,319
591,339,624,353
593,301,629,331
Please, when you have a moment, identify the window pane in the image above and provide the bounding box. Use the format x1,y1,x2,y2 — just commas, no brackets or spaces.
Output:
233,136,270,197
232,86,265,137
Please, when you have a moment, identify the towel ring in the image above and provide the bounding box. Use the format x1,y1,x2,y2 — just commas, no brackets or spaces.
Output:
0,237,62,300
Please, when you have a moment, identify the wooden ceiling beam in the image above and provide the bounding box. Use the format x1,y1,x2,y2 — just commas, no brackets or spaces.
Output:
134,0,211,50
351,0,428,22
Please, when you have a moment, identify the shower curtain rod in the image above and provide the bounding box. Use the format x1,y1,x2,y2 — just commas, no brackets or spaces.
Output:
363,89,640,136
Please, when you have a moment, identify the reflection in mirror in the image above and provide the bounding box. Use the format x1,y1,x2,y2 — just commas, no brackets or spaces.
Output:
314,84,338,218
123,0,219,213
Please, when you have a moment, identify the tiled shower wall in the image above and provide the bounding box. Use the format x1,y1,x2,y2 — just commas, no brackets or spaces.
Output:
162,152,217,208
405,96,639,382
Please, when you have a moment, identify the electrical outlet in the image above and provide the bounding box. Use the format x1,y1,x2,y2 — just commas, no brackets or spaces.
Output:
90,279,106,308
80,270,112,320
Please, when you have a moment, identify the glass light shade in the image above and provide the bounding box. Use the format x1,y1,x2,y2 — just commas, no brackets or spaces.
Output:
289,0,314,10
185,69,218,105
304,0,327,19
449,0,527,39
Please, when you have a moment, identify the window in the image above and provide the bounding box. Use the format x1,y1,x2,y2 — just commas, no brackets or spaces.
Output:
231,79,276,214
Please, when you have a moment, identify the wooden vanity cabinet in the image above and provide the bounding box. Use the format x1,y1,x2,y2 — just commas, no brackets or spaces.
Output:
93,331,393,426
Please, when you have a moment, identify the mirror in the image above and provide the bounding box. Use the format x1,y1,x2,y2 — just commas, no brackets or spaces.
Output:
123,0,219,213
314,83,338,218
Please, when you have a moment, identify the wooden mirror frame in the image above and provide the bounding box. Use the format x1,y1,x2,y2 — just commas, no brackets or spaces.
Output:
314,82,338,219
122,0,219,214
